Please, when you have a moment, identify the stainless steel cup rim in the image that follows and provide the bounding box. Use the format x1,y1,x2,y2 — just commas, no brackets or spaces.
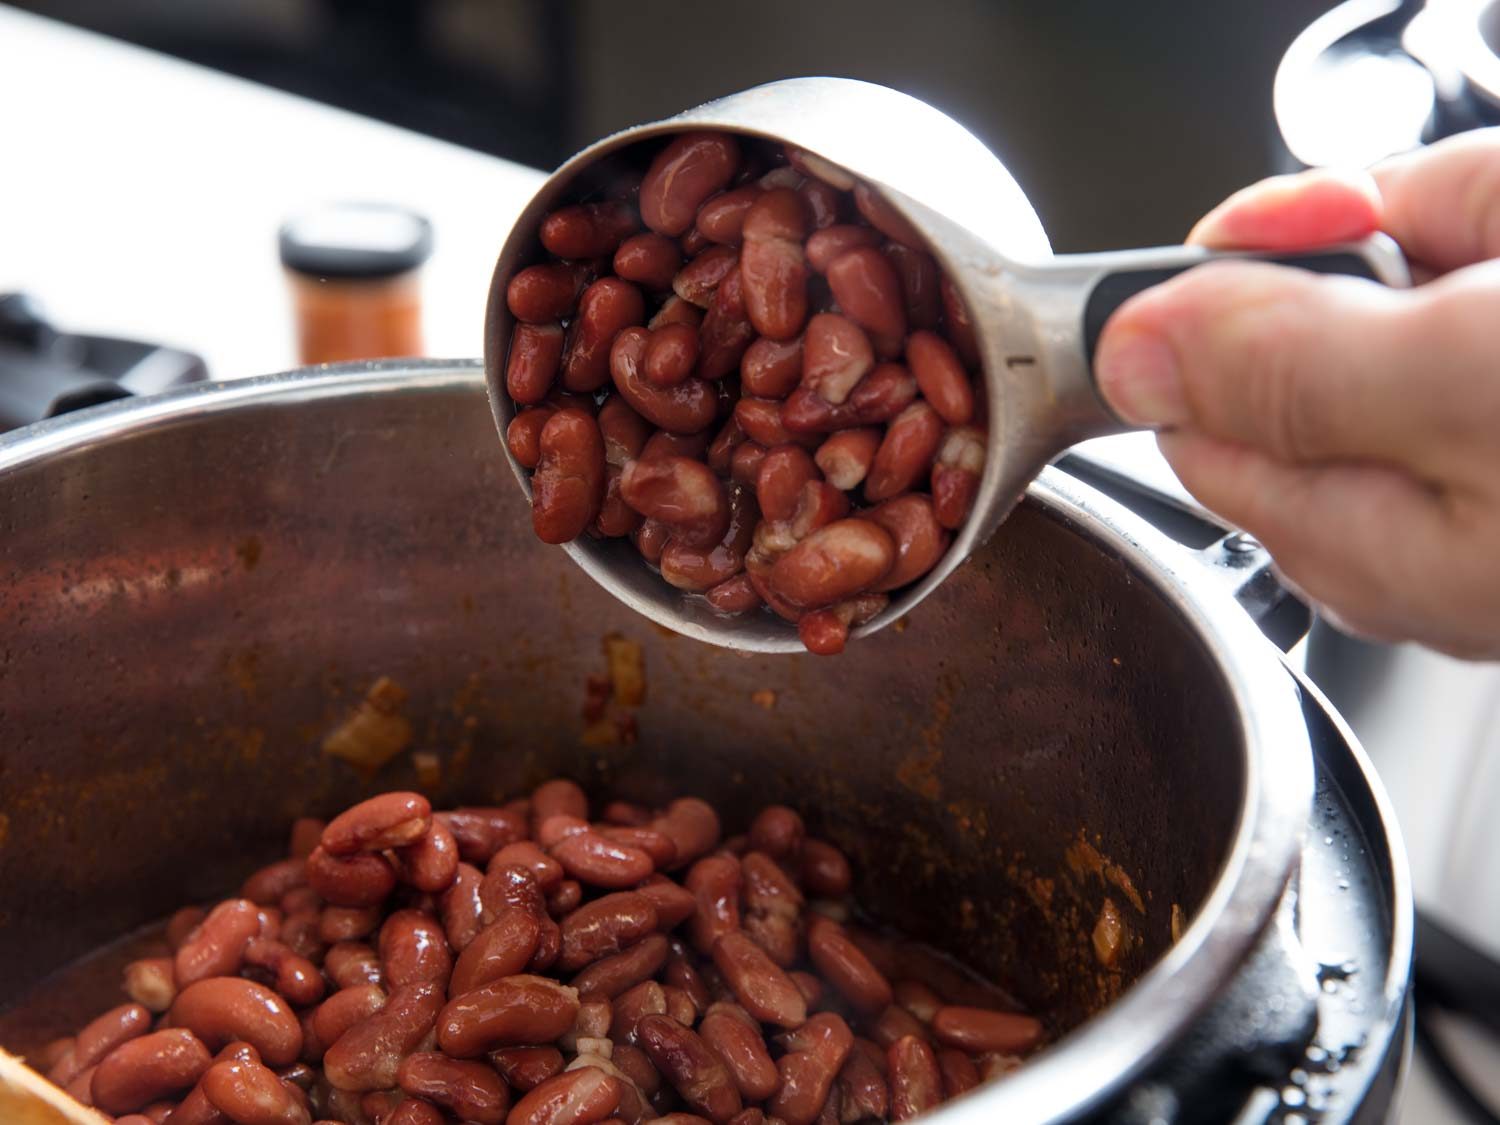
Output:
0,360,1314,1122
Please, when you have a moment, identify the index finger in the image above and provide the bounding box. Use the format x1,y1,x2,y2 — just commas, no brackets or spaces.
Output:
1370,128,1500,273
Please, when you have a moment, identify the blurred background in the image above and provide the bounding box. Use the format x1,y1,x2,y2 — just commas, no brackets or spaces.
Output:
3,1,1499,1120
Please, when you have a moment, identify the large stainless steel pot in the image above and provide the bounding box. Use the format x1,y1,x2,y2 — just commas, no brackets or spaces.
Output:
0,362,1409,1122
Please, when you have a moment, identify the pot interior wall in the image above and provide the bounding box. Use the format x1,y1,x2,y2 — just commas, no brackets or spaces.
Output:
0,368,1243,1042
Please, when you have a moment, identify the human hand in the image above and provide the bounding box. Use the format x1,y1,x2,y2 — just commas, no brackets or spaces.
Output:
1094,130,1500,659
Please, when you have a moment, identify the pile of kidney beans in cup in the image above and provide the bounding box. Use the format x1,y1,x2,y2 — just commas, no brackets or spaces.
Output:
39,782,1042,1124
503,132,988,655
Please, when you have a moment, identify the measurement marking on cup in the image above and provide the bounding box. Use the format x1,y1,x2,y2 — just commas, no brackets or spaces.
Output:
1006,355,1036,369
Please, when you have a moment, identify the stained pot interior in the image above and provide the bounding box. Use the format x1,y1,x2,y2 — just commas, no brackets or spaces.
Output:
0,365,1242,1047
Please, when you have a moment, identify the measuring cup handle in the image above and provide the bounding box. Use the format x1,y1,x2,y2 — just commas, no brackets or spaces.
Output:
1078,233,1411,365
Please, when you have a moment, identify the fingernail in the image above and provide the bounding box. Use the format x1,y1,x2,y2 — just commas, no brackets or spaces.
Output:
1094,330,1187,427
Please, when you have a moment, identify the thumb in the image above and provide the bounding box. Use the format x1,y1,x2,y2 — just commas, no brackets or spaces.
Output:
1093,257,1491,475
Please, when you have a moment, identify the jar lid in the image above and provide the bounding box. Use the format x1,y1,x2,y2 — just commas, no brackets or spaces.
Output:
278,202,434,280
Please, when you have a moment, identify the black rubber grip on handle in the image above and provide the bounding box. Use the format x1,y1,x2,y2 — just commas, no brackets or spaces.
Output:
1082,250,1384,364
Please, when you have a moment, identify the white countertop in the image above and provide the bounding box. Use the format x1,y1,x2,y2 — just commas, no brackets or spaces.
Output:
0,4,547,379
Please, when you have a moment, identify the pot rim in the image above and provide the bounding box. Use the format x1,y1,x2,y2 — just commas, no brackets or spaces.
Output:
0,360,1313,1122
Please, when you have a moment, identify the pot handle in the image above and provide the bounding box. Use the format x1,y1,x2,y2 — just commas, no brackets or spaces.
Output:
1057,453,1311,651
1075,234,1410,365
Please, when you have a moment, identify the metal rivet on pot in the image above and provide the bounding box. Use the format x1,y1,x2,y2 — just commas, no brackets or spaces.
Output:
1223,531,1262,554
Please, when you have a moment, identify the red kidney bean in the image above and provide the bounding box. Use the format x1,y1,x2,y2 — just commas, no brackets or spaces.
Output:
440,863,485,953
887,1036,942,1121
437,974,579,1057
123,959,176,1014
610,1042,662,1101
490,1045,565,1093
812,428,880,491
176,900,262,988
884,243,942,331
743,912,798,971
864,403,943,503
740,188,809,340
550,830,655,889
649,294,704,331
755,445,819,524
798,177,843,230
806,916,891,1015
509,407,553,469
619,456,728,550
541,202,637,260
868,494,950,592
556,892,658,972
569,935,669,1000
789,481,851,542
705,573,762,614
305,849,396,910
699,1004,778,1102
632,877,696,932
309,985,387,1061
319,906,380,944
769,1013,853,1125
800,314,873,406
287,818,326,860
672,246,740,308
386,1099,444,1125
170,978,303,1067
661,983,699,1028
598,397,652,469
644,323,700,387
478,864,560,972
837,1047,889,1122
740,336,803,400
931,424,984,530
600,801,650,827
450,908,542,997
711,932,806,1028
609,980,667,1045
870,1006,929,1050
614,232,682,290
766,519,894,610
491,841,566,890
939,274,980,368
826,247,906,342
324,942,384,990
507,262,594,324
936,1046,980,1098
377,910,451,990
253,907,283,941
507,1067,622,1125
507,322,567,406
640,133,741,237
930,1006,1043,1055
323,981,443,1091
532,779,589,826
805,226,882,274
549,888,582,918
92,1029,212,1115
906,330,973,425
242,859,308,907
680,225,712,257
797,610,847,656
532,409,607,545
563,278,647,393
397,1051,510,1125
641,429,713,463
728,440,767,486
440,807,528,865
705,415,746,476
893,980,943,1024
610,328,717,435
636,1015,741,1123
51,1004,151,1084
734,397,798,448
848,362,919,425
244,938,325,1008
200,1056,310,1125
696,267,756,381
594,826,679,871
167,907,207,951
392,820,459,894
852,183,924,249
799,839,852,899
741,851,803,920
683,856,741,956
696,185,762,245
